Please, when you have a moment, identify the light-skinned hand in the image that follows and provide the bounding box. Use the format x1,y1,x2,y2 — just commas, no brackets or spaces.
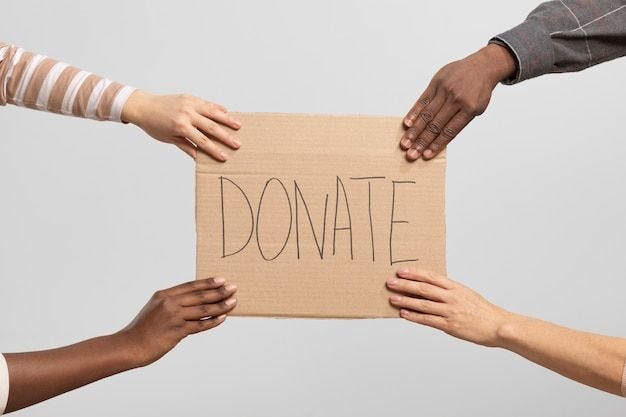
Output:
121,91,242,161
386,269,511,347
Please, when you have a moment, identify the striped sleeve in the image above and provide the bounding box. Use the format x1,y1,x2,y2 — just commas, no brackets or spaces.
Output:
0,354,8,414
0,42,135,122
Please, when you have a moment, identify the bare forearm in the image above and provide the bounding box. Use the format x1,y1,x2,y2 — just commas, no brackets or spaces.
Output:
497,314,626,396
3,331,140,413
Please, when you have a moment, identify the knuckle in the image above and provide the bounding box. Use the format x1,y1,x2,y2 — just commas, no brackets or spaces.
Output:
448,89,461,103
161,297,176,311
460,99,485,116
405,127,419,140
414,137,430,150
194,290,207,301
205,277,218,286
429,141,442,152
179,93,194,102
203,122,217,135
152,290,165,301
171,116,188,133
442,126,457,140
419,110,433,123
414,299,427,311
440,81,453,94
417,96,431,107
426,120,442,135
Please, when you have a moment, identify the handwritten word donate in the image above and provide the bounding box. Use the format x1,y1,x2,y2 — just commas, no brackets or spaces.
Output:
218,175,418,266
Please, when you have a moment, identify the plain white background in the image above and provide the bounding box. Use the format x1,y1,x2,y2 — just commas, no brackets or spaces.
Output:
1,0,625,415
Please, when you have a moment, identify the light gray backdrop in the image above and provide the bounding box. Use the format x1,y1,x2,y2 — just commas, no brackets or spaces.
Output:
1,0,625,415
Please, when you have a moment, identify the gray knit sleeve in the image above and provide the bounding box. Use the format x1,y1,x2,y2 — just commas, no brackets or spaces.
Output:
489,0,626,84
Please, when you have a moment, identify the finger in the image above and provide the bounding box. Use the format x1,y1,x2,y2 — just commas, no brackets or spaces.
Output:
403,91,446,146
386,277,448,302
404,93,446,161
422,111,474,160
185,314,227,335
182,296,237,320
163,277,226,297
193,114,240,150
172,136,197,159
399,309,448,331
196,101,241,130
185,127,228,162
389,294,447,316
396,268,455,290
175,283,237,307
403,81,436,129
411,98,458,156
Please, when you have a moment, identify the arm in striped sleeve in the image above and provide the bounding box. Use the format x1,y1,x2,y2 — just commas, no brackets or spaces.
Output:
0,42,243,161
0,42,135,122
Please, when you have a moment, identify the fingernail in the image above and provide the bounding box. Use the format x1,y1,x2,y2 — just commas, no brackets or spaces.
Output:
423,149,433,159
397,269,410,275
407,148,419,160
405,118,413,127
225,298,237,306
220,151,228,161
400,309,409,317
217,314,227,321
225,283,237,292
387,278,398,286
213,277,226,285
232,139,241,148
232,119,242,128
390,295,401,303
400,139,411,149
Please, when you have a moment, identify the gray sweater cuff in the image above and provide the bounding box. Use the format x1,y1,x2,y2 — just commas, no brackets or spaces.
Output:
489,18,555,85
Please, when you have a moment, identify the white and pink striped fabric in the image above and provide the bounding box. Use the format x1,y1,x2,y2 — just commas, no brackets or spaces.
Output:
0,354,8,414
0,42,134,122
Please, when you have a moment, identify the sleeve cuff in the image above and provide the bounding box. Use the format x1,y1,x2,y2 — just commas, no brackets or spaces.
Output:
109,85,136,123
0,354,8,414
489,18,555,85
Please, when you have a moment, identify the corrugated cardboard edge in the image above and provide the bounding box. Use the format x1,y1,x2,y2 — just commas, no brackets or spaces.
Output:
195,112,447,319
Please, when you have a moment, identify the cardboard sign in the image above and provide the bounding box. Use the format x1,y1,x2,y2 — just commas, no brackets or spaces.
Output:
196,113,446,318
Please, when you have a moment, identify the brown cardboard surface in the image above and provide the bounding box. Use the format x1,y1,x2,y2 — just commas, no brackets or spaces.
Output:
196,113,446,318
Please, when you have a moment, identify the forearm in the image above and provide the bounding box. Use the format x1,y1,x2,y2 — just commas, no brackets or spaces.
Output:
497,314,626,396
489,0,626,84
0,42,134,121
3,331,140,413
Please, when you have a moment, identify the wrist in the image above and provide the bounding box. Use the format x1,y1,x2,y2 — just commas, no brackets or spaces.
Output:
475,43,517,85
494,312,525,350
107,330,150,370
120,90,153,125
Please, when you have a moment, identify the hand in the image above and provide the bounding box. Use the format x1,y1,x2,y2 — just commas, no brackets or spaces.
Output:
400,44,516,161
121,91,242,161
386,269,511,347
120,277,237,367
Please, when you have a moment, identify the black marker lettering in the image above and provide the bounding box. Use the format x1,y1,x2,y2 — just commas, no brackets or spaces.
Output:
390,180,419,265
332,176,353,260
220,176,254,258
294,181,328,259
256,177,293,261
350,176,386,262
